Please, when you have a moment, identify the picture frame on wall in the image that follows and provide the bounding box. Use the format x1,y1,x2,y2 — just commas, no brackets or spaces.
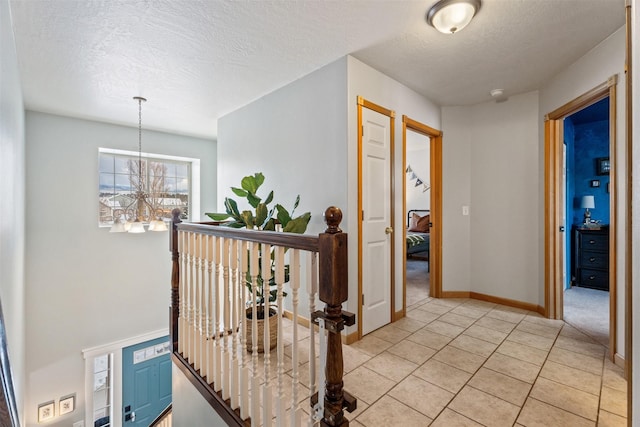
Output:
596,157,610,175
38,401,55,422
59,394,75,415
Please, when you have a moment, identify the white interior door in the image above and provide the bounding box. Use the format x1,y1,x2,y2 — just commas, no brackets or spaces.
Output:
361,107,392,335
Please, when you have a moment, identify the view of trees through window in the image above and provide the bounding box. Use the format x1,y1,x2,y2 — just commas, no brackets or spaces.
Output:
98,151,191,227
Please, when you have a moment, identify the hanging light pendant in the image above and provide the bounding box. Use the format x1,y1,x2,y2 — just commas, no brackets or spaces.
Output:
130,96,147,233
427,0,481,34
109,96,168,233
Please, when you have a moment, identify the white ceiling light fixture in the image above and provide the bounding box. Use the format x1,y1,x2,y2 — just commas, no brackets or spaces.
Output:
426,0,481,34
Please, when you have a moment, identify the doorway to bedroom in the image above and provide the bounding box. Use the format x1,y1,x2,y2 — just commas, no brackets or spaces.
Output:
544,76,618,361
402,116,442,315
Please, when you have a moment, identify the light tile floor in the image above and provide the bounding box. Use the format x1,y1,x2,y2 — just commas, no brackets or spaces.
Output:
341,297,628,427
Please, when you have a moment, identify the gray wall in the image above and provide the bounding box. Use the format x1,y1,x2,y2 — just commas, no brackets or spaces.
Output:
24,111,216,426
0,0,26,422
217,56,349,236
442,92,540,302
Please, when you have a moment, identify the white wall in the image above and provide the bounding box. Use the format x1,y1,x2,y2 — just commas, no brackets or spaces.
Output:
405,131,430,214
217,57,349,236
539,26,626,358
442,92,540,302
172,363,226,426
440,107,472,293
25,112,216,426
346,56,441,319
0,0,26,422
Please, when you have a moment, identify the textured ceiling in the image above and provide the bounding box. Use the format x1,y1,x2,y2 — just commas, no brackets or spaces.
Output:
8,0,625,140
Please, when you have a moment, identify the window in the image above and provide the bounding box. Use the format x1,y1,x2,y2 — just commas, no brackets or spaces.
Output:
98,148,200,227
93,354,112,426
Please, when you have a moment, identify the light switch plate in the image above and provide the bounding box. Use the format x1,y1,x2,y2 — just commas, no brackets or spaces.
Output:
462,205,469,216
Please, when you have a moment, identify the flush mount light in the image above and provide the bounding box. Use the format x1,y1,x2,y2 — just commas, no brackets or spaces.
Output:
426,0,481,34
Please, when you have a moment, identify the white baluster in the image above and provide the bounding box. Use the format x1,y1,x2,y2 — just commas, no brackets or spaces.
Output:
178,230,186,355
188,232,196,362
194,233,202,372
290,249,300,427
214,236,222,392
199,233,207,375
307,252,318,418
275,246,286,424
230,239,239,409
206,235,214,384
181,230,189,358
240,241,250,420
222,238,231,400
263,243,273,427
250,242,261,426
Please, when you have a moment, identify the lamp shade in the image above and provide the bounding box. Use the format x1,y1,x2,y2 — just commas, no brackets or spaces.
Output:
580,195,595,209
109,221,126,233
427,0,481,34
150,219,168,232
128,220,146,233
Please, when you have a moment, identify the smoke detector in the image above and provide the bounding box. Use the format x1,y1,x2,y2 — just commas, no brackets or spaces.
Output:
490,89,507,102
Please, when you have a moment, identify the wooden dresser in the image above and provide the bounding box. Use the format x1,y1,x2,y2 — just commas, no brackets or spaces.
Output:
572,226,609,291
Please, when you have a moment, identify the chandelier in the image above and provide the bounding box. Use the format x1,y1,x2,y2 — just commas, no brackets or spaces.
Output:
109,97,168,233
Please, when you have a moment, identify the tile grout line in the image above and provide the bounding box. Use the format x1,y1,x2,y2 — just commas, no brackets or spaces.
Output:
347,297,624,426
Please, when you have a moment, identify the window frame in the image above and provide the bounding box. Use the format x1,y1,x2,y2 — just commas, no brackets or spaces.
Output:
98,148,200,227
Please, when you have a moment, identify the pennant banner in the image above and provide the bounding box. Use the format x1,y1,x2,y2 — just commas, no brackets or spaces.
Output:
406,164,430,193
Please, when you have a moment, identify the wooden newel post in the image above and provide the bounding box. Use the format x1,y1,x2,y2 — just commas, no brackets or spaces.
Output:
170,208,182,352
313,207,357,426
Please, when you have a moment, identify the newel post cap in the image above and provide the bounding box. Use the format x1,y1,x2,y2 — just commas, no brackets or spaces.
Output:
324,207,342,233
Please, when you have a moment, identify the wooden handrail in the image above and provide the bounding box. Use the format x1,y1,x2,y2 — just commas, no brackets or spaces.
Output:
149,403,172,427
177,222,320,252
0,299,20,427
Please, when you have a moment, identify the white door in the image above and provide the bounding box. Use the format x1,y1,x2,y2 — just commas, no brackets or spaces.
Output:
361,107,392,335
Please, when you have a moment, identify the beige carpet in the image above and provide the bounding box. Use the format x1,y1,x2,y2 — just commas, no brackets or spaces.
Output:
406,258,429,307
563,286,609,348
407,262,609,348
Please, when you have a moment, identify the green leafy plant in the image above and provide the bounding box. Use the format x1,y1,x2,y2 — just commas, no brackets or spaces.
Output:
205,172,311,319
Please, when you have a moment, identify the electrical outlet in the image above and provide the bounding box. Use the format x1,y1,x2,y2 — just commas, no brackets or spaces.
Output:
462,205,470,216
73,421,84,427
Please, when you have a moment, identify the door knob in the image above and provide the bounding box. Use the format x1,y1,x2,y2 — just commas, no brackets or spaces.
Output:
385,226,393,234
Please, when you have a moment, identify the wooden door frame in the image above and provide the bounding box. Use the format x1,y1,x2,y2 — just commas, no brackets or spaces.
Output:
402,116,443,317
544,75,618,361
357,96,395,339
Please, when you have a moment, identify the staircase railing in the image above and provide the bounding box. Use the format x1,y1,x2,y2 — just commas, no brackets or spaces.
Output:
149,403,172,427
0,299,20,427
170,206,356,426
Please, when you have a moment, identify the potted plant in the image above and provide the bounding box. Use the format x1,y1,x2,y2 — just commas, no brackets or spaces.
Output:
206,172,311,352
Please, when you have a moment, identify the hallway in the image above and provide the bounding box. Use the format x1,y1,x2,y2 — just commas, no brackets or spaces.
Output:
341,296,627,426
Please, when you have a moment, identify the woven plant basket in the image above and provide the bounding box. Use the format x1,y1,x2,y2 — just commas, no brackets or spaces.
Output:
246,307,278,353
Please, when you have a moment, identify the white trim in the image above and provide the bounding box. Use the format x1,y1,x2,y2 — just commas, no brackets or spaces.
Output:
82,329,169,427
98,147,198,164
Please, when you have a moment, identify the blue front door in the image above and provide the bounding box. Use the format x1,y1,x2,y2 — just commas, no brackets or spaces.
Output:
122,336,172,425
